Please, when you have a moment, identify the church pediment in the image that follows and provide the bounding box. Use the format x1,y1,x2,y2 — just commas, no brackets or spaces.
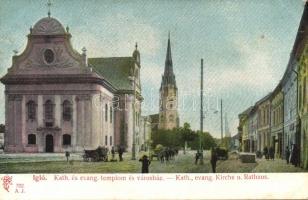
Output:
6,17,88,76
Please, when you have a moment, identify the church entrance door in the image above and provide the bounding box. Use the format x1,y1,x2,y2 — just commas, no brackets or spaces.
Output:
45,134,54,152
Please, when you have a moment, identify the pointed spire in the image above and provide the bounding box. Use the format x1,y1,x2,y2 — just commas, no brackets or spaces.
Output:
161,32,176,87
164,32,173,75
135,42,138,50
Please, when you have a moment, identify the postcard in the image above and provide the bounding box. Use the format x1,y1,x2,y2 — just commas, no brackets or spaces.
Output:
0,0,308,199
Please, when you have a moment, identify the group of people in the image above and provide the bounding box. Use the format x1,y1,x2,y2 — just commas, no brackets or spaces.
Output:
262,144,300,167
158,147,178,163
263,146,275,160
110,146,125,162
285,144,300,167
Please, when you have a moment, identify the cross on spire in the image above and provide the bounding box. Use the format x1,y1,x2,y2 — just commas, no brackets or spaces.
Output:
47,0,52,17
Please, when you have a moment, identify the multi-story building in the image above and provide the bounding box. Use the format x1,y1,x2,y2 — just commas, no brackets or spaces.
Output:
270,84,284,158
239,107,253,152
256,93,272,152
298,3,308,169
299,44,308,168
248,106,258,153
282,58,300,159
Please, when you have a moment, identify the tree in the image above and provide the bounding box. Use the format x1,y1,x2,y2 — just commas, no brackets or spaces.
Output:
178,122,197,153
188,131,217,150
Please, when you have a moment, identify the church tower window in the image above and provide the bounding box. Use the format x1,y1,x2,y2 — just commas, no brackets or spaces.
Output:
169,115,174,122
62,100,72,121
27,100,36,120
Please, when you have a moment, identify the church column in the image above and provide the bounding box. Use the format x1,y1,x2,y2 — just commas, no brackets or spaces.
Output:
13,95,23,152
84,95,92,148
76,96,84,150
21,95,26,148
55,95,61,127
7,95,16,149
72,95,77,149
37,95,43,127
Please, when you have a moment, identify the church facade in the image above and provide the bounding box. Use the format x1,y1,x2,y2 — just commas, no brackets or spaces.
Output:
1,15,142,153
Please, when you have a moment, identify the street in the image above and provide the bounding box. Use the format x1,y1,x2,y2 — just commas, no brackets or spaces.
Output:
0,151,306,173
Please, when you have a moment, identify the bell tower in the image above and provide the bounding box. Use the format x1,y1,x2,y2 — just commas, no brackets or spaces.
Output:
158,34,179,130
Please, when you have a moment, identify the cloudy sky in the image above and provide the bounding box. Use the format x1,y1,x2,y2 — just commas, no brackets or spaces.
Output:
0,0,306,138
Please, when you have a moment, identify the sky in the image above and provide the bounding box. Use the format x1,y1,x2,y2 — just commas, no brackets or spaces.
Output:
0,0,306,138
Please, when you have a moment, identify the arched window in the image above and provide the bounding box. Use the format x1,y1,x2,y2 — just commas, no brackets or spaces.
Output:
110,106,113,123
62,134,71,145
105,135,108,145
45,100,53,120
110,136,112,146
28,134,36,145
44,100,54,127
62,100,72,121
169,115,174,122
105,104,108,122
27,101,36,120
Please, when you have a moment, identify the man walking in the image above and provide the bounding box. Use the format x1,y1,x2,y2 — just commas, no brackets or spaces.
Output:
210,148,218,173
285,146,290,164
118,146,124,161
139,155,151,173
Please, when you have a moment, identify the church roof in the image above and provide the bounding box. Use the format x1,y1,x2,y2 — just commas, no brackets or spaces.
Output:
88,57,135,91
32,17,66,35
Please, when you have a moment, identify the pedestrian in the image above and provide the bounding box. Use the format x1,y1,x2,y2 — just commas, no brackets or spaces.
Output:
111,146,116,161
269,146,274,160
139,155,151,173
210,148,218,173
195,150,200,164
285,146,290,164
263,147,269,160
118,146,124,161
65,151,70,162
291,144,299,167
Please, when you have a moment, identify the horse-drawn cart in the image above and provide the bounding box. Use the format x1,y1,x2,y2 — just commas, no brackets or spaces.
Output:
83,146,108,162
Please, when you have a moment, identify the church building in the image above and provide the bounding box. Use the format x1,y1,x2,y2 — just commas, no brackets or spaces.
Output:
155,35,179,130
1,13,142,153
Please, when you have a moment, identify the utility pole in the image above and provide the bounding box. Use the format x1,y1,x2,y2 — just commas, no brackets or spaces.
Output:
220,99,223,143
199,59,204,164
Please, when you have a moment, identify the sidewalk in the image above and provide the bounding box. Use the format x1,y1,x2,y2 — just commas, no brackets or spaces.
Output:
252,158,306,172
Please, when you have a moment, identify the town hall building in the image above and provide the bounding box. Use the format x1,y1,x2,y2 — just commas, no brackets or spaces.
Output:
1,13,142,153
